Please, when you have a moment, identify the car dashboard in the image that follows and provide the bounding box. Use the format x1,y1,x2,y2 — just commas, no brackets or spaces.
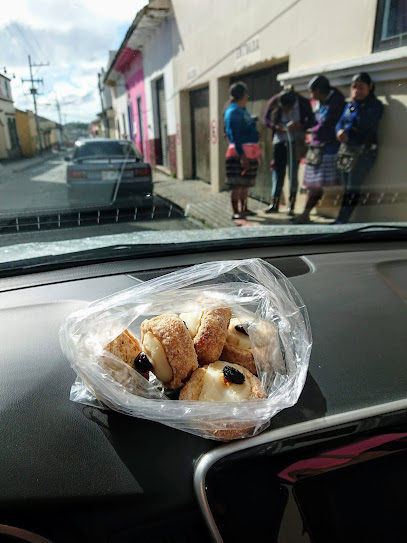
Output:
1,241,407,542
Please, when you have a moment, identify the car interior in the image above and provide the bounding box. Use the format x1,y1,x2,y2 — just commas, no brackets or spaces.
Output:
1,1,407,541
1,239,407,542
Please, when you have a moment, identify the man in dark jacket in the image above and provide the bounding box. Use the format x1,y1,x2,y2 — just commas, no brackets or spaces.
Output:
263,86,314,214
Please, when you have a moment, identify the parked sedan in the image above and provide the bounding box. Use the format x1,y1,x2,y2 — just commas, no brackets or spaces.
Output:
66,138,153,208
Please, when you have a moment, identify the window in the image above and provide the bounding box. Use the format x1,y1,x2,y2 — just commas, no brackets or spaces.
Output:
4,79,10,99
373,0,407,51
7,118,19,149
73,140,142,159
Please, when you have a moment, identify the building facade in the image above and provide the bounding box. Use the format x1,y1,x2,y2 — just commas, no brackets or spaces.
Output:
16,109,62,156
105,51,132,141
0,74,21,160
15,109,38,157
168,0,406,221
103,0,406,221
107,48,149,157
105,0,176,174
98,67,116,138
38,117,62,149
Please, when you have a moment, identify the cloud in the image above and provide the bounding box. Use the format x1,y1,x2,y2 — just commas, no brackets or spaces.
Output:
0,0,147,32
1,0,148,122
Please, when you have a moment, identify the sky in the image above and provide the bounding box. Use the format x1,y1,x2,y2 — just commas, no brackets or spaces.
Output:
0,0,149,124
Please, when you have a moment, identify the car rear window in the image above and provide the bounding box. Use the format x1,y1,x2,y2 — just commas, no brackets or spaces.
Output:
74,141,142,160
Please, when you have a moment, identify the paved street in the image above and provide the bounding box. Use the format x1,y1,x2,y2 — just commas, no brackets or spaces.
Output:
0,154,337,251
0,157,70,214
0,154,203,247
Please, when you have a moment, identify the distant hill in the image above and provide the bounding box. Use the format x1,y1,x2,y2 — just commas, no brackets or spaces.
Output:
64,122,90,142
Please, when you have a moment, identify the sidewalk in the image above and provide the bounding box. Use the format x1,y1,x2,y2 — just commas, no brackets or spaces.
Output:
153,171,331,229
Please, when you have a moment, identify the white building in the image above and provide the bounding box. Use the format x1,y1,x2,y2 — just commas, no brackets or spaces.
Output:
170,0,407,221
98,66,116,138
104,0,176,173
106,51,132,140
0,73,20,160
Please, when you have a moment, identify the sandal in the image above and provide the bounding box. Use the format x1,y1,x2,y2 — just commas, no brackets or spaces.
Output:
291,214,312,224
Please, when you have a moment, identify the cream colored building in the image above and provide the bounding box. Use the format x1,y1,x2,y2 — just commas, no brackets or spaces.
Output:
0,74,20,159
170,0,407,221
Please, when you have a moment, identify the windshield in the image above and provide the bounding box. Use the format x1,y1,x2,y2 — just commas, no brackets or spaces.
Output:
73,141,142,160
0,0,406,266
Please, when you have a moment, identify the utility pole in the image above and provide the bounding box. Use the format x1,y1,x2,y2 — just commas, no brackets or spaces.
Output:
55,93,63,146
22,55,49,153
97,70,109,138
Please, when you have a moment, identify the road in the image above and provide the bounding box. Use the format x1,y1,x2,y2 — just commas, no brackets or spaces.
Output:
0,155,71,213
0,154,202,247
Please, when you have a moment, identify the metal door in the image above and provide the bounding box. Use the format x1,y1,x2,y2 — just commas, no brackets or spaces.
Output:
231,62,289,202
137,96,144,155
190,86,210,182
156,77,169,168
127,101,134,141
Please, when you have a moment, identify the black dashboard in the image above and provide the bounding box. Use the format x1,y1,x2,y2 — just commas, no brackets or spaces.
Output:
1,241,407,542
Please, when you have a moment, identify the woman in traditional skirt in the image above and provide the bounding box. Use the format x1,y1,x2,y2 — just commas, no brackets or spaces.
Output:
293,75,345,223
223,82,260,220
334,72,383,224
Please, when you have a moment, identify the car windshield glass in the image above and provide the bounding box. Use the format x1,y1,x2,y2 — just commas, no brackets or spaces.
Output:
0,0,406,265
74,141,140,159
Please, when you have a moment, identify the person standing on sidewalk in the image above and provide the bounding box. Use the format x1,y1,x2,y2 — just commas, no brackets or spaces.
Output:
224,82,261,220
262,86,314,215
334,72,383,224
293,75,345,224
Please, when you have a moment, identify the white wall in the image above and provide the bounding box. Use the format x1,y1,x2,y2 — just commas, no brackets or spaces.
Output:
0,77,17,157
110,74,130,138
170,0,407,223
171,0,377,92
142,16,176,142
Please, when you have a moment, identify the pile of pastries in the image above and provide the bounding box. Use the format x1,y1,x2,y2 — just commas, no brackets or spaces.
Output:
105,305,274,403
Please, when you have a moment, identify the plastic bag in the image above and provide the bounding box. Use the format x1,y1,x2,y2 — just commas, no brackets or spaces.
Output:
59,258,312,441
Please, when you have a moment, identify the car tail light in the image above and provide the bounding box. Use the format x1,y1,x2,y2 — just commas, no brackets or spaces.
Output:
67,171,87,179
135,167,151,177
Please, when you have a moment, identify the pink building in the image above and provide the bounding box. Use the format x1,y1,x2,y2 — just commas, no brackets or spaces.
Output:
104,2,176,175
111,49,149,159
90,119,101,137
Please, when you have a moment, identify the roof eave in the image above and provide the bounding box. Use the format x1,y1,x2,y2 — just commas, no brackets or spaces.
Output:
103,0,171,83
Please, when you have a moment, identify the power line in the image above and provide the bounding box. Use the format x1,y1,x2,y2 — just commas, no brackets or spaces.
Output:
27,26,50,65
60,91,95,107
10,22,50,68
5,24,29,57
11,22,34,58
